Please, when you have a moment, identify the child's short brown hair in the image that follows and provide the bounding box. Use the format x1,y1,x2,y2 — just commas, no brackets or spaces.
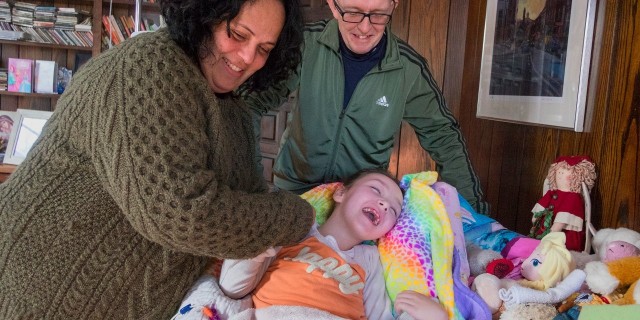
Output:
342,168,401,190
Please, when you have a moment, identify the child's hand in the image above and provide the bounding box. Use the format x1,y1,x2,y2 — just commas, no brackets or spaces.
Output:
394,290,448,320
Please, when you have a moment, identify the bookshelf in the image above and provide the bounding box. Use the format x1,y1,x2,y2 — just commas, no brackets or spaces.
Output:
0,1,160,180
0,0,159,112
0,0,96,111
100,0,160,50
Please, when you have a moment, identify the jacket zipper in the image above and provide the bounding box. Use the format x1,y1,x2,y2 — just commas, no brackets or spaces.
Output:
325,52,347,182
323,54,399,182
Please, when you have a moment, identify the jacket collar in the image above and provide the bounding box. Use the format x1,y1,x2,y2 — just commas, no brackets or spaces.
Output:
317,19,402,71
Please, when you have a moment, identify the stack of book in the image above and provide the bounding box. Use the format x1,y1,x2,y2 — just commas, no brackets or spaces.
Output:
0,1,11,23
33,6,55,28
0,3,92,48
0,68,7,91
11,2,35,27
75,16,91,33
55,7,78,30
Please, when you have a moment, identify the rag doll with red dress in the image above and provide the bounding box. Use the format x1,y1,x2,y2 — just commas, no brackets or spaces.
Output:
529,155,597,251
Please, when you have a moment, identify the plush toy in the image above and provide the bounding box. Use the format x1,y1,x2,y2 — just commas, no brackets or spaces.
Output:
529,155,596,252
584,256,640,305
466,237,542,281
571,227,640,269
592,228,640,262
472,232,575,314
467,244,509,278
499,302,557,320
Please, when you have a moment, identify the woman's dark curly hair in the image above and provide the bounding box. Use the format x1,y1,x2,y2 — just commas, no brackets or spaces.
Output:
157,0,303,92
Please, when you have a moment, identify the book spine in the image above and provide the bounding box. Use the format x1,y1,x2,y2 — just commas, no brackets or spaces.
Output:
108,15,125,43
102,15,119,45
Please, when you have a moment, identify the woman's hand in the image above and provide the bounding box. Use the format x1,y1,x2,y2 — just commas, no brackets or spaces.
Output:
394,290,448,320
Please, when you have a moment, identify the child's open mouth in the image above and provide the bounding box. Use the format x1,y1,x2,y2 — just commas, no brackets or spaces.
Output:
363,207,380,226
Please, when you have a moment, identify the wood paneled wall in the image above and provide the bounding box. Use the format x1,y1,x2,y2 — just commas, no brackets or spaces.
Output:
388,0,638,233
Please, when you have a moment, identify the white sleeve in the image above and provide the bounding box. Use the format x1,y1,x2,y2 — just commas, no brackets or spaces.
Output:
173,274,253,320
218,247,279,299
358,246,395,320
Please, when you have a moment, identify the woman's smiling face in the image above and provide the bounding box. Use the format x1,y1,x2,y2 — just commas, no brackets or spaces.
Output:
199,0,284,93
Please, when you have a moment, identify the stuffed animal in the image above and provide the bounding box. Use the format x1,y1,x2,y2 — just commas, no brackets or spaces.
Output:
467,244,508,277
584,256,640,305
529,155,596,252
499,302,557,320
466,237,541,280
571,227,640,269
472,232,575,314
592,228,640,262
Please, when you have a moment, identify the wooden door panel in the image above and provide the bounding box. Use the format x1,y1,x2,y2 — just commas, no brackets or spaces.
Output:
259,96,292,184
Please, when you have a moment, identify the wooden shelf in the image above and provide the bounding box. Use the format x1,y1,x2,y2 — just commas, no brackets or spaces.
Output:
0,164,16,183
0,164,16,174
0,91,61,99
0,39,92,51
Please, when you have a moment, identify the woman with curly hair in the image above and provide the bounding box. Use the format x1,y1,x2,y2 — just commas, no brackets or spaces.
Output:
0,0,313,318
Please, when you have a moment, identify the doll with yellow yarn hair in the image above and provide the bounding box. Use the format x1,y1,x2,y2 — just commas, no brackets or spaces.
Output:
472,232,575,314
519,232,575,290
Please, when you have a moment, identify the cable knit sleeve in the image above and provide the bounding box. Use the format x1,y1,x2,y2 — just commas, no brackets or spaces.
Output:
72,30,313,259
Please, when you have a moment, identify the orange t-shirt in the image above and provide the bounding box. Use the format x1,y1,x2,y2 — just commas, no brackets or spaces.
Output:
252,236,367,320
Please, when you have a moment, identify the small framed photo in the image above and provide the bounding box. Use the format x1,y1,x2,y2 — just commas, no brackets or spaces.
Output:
3,109,53,165
476,0,598,132
0,111,20,163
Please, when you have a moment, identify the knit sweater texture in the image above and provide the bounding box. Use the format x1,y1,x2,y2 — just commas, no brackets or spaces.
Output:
0,29,313,319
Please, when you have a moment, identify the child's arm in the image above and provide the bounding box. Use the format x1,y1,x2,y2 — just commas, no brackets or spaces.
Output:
359,246,395,320
219,247,279,299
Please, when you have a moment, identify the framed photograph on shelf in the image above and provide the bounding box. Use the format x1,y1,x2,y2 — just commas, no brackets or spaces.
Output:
3,109,53,165
0,111,19,164
476,0,598,132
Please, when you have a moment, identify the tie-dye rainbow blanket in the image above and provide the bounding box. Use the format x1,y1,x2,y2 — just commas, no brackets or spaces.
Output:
301,172,462,320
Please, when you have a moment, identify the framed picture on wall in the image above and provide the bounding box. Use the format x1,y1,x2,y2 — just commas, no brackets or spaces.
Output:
0,111,19,164
476,0,598,132
3,109,53,165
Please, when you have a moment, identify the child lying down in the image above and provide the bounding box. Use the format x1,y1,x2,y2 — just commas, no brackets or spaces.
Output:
173,169,449,320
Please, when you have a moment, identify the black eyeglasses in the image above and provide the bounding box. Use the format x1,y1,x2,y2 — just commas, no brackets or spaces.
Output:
333,0,394,25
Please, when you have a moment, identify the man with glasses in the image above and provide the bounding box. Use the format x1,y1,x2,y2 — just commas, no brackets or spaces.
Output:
243,0,490,216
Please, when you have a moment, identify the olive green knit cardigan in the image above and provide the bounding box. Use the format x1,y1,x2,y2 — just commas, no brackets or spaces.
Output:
0,29,313,319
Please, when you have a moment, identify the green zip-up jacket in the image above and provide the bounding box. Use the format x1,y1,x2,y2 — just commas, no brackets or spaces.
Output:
245,19,489,215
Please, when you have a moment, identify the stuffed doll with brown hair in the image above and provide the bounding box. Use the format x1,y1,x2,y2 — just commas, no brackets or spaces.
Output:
529,155,596,252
